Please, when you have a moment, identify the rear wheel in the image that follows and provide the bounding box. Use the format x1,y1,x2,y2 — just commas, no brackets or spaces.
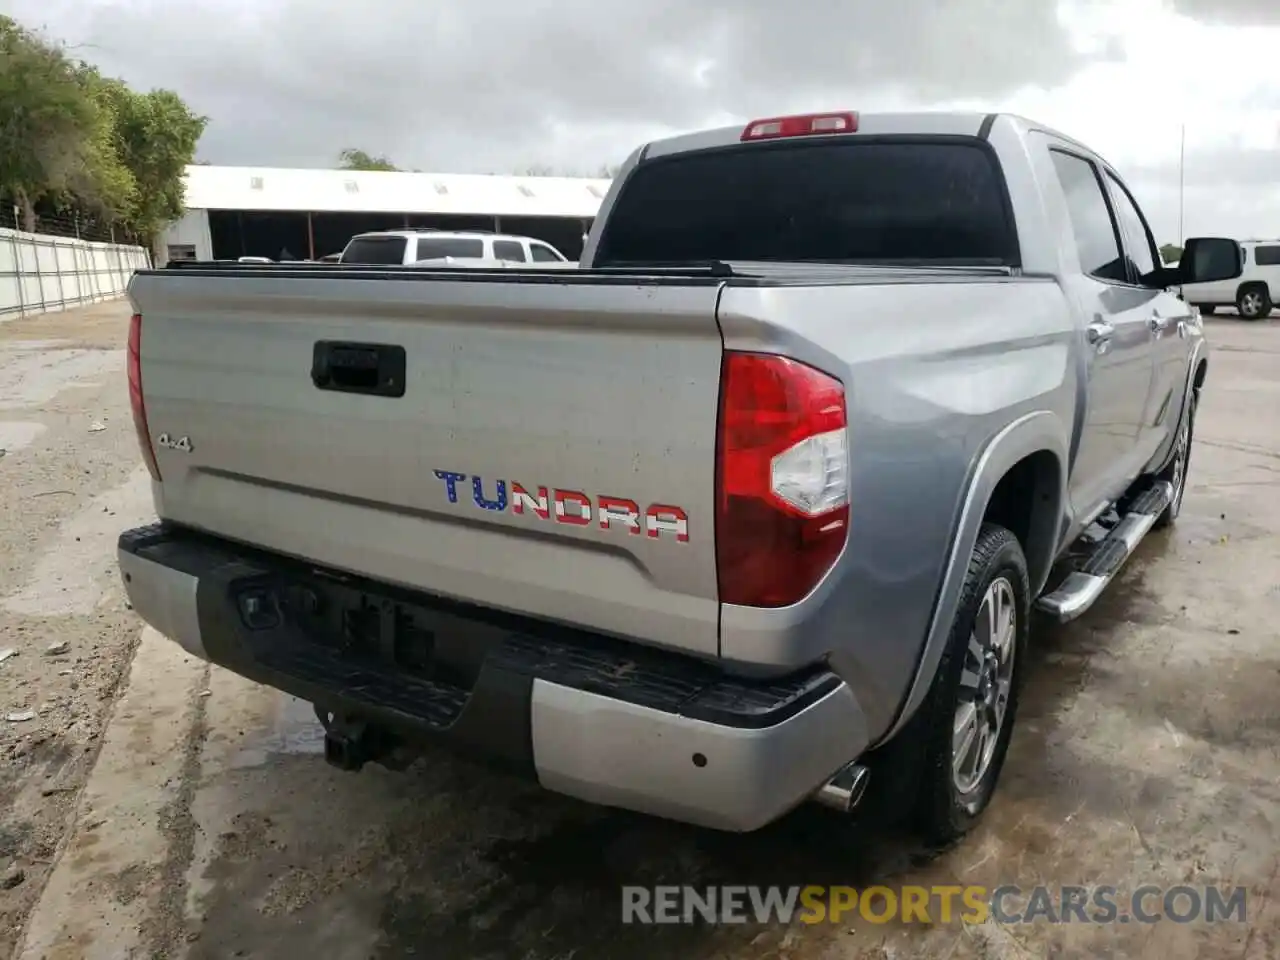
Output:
865,524,1029,845
1237,284,1271,320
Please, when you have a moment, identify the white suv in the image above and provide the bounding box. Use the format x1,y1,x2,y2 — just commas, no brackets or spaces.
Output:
1181,239,1277,320
339,230,568,266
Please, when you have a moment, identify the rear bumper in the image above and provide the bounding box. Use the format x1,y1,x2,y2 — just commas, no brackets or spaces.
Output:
117,523,871,832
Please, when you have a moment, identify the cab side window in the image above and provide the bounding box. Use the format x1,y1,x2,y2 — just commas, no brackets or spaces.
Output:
1049,151,1127,284
1104,172,1158,281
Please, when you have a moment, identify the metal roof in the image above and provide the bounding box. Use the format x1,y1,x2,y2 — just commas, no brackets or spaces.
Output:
182,165,612,218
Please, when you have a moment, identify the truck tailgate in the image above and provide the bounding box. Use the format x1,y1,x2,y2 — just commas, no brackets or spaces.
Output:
128,270,725,657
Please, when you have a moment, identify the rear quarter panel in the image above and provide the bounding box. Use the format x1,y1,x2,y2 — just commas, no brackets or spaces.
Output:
716,275,1078,740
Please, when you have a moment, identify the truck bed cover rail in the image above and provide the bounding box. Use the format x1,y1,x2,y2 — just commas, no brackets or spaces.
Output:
150,259,1016,285
154,259,740,284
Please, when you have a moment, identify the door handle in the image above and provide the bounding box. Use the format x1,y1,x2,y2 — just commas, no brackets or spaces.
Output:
311,341,406,397
1086,319,1115,345
1148,314,1172,333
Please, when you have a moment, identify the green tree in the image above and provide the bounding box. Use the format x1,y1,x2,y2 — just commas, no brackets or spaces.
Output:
67,65,138,223
1159,243,1183,264
338,148,398,171
99,79,207,250
0,17,204,244
0,16,100,230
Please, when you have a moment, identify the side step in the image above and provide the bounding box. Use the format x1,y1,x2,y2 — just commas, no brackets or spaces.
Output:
1035,481,1173,623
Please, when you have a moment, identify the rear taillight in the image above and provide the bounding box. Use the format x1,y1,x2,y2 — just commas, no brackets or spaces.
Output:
715,352,849,608
127,313,161,481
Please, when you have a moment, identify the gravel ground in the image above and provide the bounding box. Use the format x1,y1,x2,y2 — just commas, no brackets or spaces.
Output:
0,303,148,958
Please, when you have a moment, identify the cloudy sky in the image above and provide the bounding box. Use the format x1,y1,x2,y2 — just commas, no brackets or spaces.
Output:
5,0,1280,242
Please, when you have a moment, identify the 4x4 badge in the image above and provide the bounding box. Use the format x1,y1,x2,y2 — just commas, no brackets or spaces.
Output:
156,433,192,453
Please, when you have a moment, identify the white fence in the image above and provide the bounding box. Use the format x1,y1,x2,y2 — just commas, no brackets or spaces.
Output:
0,227,151,320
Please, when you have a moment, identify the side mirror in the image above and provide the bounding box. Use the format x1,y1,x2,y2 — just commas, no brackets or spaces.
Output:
1143,237,1242,290
1178,237,1243,285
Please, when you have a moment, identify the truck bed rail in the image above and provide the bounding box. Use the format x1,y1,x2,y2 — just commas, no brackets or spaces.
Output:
153,259,740,285
150,259,1016,286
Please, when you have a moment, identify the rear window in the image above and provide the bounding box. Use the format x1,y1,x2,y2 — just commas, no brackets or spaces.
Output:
595,139,1016,266
415,237,486,259
1254,244,1280,266
340,236,407,265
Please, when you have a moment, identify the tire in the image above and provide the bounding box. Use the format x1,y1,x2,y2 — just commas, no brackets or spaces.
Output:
1153,389,1196,529
1236,284,1271,320
864,524,1030,846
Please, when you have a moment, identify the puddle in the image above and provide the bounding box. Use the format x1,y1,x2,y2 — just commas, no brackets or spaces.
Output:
231,696,327,769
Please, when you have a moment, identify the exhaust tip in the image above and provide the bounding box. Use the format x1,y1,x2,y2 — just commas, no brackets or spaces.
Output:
814,762,870,814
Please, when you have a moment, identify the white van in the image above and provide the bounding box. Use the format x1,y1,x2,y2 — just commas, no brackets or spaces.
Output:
1181,239,1277,319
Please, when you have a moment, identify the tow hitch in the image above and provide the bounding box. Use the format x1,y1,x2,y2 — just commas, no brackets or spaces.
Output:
315,707,411,772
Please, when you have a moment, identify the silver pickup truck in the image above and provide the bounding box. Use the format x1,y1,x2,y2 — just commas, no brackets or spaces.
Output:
118,111,1241,845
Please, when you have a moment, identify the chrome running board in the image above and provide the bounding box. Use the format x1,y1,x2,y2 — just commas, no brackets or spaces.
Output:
1036,481,1173,623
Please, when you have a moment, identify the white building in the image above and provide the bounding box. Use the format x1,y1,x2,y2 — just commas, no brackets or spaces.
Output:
162,164,612,265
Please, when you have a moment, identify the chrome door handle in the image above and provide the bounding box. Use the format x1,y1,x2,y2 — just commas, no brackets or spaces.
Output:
1087,319,1115,344
1148,314,1172,332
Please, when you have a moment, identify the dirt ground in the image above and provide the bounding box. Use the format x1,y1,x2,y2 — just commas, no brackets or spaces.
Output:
0,302,155,959
3,302,1279,959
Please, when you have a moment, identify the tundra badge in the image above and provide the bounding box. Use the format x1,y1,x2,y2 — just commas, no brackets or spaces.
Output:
432,470,690,542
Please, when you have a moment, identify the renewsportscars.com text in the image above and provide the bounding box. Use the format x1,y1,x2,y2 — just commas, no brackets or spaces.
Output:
621,884,1248,926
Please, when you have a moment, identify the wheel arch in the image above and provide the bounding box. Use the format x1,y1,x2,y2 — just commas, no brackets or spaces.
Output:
874,411,1068,747
1149,339,1208,477
982,450,1063,596
1236,280,1271,311
1193,355,1208,391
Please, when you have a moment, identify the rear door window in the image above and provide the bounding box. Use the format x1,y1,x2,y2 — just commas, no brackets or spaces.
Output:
413,237,486,259
530,243,563,262
340,236,407,264
492,240,527,261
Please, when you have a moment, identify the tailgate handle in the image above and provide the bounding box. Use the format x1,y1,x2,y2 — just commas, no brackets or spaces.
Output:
311,341,406,397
